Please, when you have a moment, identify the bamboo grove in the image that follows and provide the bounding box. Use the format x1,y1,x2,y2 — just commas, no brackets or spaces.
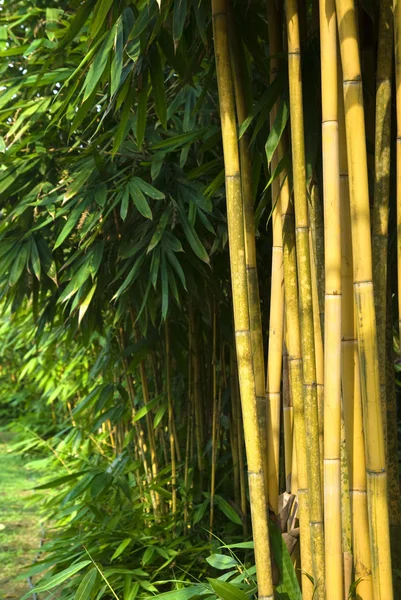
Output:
0,0,400,599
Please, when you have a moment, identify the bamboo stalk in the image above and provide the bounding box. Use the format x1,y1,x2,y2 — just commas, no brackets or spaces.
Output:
282,334,293,488
339,72,373,598
266,0,285,515
212,2,273,595
373,0,393,459
209,302,218,537
396,0,401,363
319,1,343,596
165,321,176,515
336,1,393,595
227,4,269,494
286,1,325,594
386,282,401,593
340,407,353,599
230,348,241,509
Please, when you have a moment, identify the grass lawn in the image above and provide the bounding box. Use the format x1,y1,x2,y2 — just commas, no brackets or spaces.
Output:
0,431,42,600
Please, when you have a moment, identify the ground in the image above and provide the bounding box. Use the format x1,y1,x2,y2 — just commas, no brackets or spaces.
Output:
0,431,41,600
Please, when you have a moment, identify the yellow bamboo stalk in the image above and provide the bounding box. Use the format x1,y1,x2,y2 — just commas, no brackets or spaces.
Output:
336,1,393,595
340,407,353,599
230,348,241,509
319,1,343,596
227,4,269,492
278,142,313,598
286,1,325,594
266,0,285,515
212,2,273,596
165,321,176,515
339,75,373,598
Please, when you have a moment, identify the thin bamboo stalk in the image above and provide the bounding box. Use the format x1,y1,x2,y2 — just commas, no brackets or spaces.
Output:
286,1,325,594
165,321,176,516
279,142,314,598
212,2,273,596
209,302,218,537
396,0,401,363
340,408,353,599
386,283,401,593
282,334,293,488
319,1,343,596
336,1,393,595
266,0,285,515
230,348,241,509
227,4,269,493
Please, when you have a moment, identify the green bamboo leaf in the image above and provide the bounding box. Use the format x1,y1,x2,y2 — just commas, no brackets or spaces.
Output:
147,207,171,253
133,177,165,199
31,561,92,592
166,250,186,289
270,521,302,599
94,183,107,207
83,23,117,102
129,181,152,220
207,579,249,600
153,401,167,428
150,585,208,599
111,538,132,561
214,495,242,525
75,567,98,599
30,237,41,281
78,281,97,324
59,0,95,49
136,68,149,148
149,45,167,129
265,97,289,164
90,0,114,39
9,244,28,287
206,554,239,570
111,19,124,97
177,201,209,264
173,0,188,45
112,254,146,300
54,205,84,249
133,397,159,422
120,186,130,221
34,471,88,490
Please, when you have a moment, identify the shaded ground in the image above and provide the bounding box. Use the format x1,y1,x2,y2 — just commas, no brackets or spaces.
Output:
0,431,41,599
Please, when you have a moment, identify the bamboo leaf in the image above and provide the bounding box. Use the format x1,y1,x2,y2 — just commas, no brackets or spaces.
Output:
214,495,242,525
129,180,153,219
173,0,187,45
54,204,86,249
120,186,130,221
176,201,209,264
270,521,302,599
206,554,239,570
134,397,159,422
207,579,249,600
30,238,41,281
9,244,28,287
133,177,165,199
161,252,169,319
30,561,92,592
78,281,97,324
265,97,289,164
111,19,124,97
111,538,133,561
59,0,95,49
147,207,171,253
90,0,114,39
75,567,98,599
83,24,117,102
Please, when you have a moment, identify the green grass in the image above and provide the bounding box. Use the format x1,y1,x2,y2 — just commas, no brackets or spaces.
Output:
0,431,42,600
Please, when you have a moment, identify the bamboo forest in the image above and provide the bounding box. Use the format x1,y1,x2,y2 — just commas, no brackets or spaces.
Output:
1,0,401,599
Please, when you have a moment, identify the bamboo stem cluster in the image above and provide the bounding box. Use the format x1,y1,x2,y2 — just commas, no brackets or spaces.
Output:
210,0,400,597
